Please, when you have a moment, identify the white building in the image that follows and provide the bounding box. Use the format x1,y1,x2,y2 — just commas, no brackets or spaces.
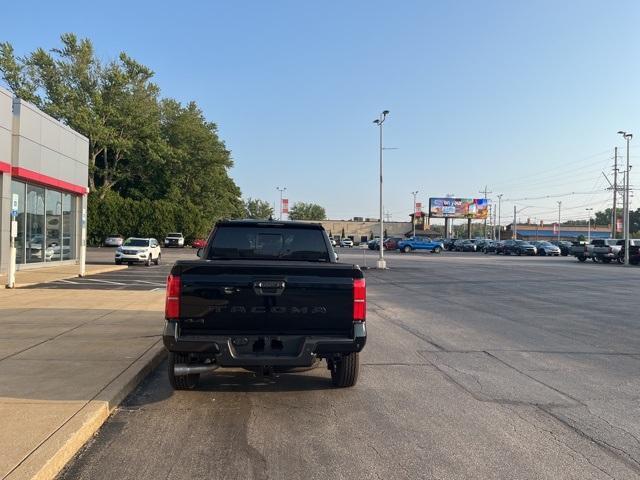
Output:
0,86,88,274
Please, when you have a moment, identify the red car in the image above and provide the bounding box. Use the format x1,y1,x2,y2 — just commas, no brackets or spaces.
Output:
191,238,207,249
383,237,403,250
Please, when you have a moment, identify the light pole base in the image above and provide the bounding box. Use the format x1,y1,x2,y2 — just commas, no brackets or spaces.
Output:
376,259,387,269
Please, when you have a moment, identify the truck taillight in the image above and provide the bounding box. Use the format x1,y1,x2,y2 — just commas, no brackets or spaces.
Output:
165,274,181,319
353,278,366,322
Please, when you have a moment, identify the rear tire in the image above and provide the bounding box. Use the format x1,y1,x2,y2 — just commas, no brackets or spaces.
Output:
403,245,411,253
115,260,122,265
578,256,587,262
330,353,359,388
168,352,200,390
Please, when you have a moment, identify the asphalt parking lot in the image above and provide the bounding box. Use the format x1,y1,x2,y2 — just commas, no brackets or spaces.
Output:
26,247,199,290
56,247,640,479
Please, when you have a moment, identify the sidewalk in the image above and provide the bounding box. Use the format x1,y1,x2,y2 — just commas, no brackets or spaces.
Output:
0,287,166,480
0,264,127,289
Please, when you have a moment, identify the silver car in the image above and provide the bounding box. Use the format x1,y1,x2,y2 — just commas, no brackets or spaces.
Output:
104,234,124,247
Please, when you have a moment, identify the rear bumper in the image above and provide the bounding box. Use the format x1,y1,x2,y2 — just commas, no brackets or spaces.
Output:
163,321,366,367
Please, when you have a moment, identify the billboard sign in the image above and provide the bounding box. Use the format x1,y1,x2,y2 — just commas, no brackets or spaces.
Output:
429,197,490,219
282,198,289,214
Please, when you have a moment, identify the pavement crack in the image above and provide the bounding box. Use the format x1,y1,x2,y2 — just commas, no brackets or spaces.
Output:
508,406,618,479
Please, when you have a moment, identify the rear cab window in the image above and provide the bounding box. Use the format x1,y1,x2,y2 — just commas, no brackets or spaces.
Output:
208,224,330,262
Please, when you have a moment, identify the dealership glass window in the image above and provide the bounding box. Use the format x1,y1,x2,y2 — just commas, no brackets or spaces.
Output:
62,193,75,260
26,184,45,263
10,180,26,264
45,189,62,262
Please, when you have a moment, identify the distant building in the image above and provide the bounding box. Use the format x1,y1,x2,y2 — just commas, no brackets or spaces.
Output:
503,223,611,241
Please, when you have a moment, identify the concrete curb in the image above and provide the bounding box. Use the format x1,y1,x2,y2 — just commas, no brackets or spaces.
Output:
4,341,167,480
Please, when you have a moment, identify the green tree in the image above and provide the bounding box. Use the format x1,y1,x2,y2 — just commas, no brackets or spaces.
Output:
288,202,327,221
1,34,244,242
244,198,274,219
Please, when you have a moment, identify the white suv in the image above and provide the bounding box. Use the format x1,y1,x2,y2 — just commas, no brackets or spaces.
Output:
340,238,354,248
164,232,185,248
116,238,161,266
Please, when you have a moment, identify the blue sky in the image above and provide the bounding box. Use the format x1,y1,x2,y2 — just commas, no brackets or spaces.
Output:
2,1,638,225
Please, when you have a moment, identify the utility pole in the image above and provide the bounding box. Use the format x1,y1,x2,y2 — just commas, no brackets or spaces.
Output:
612,147,618,238
557,201,562,242
411,191,418,237
513,205,517,239
497,194,503,241
618,131,633,266
479,186,492,238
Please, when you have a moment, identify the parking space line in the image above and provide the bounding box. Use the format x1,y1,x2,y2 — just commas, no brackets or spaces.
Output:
82,278,127,286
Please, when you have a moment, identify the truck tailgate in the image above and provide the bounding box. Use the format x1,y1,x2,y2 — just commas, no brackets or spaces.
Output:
177,261,359,336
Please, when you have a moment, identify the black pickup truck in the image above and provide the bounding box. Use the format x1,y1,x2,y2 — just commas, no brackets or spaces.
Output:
163,220,366,389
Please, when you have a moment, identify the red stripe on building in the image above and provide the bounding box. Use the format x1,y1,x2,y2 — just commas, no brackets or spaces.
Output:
0,161,11,173
11,167,88,195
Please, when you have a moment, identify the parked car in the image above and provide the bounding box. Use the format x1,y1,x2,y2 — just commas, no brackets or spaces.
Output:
551,240,573,256
383,237,403,250
452,239,466,251
533,241,561,256
458,240,477,252
191,238,207,249
443,239,457,251
340,238,354,248
589,238,622,263
116,237,161,266
397,237,443,253
163,220,366,389
475,239,491,251
483,240,500,254
367,238,379,250
616,239,640,265
493,240,507,254
570,239,602,262
164,232,185,248
503,240,537,256
104,234,124,247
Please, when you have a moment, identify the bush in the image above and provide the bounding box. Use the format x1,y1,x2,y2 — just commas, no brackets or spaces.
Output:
88,191,214,246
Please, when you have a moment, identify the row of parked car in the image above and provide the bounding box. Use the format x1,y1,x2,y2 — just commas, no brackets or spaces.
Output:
442,238,574,256
104,233,208,249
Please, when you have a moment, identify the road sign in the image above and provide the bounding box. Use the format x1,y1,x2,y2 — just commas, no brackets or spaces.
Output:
282,199,289,214
11,193,19,214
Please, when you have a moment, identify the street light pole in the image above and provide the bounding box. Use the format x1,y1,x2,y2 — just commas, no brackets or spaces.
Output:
513,205,517,239
373,110,389,269
276,186,286,220
411,191,418,237
557,201,562,242
497,194,503,241
618,131,633,266
586,208,593,243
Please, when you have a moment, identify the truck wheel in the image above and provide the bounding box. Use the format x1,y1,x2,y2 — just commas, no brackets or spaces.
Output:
330,353,359,387
168,352,200,390
115,260,122,265
154,253,160,265
578,256,587,262
403,246,412,253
